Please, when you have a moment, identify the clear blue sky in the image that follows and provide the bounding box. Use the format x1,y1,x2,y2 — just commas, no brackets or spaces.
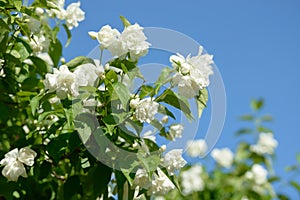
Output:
62,0,300,197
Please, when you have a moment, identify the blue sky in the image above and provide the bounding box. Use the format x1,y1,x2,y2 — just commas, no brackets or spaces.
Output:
62,0,300,197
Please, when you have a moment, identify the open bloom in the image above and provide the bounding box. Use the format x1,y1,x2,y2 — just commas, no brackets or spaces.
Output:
147,168,175,195
89,25,121,49
170,46,214,98
121,23,151,60
245,164,268,185
134,98,159,123
168,124,184,140
133,168,150,189
250,132,278,155
89,23,150,60
186,139,207,157
0,147,37,182
211,147,234,168
181,165,204,194
44,64,98,99
163,149,187,175
65,2,85,30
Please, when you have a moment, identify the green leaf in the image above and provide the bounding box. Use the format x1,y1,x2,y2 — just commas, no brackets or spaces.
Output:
261,115,273,122
235,128,253,135
62,24,72,47
156,89,193,120
196,88,208,118
83,163,112,199
49,39,62,67
0,18,10,30
29,56,48,75
64,175,82,200
139,85,154,98
138,153,160,172
158,104,176,119
251,98,264,111
46,134,68,163
127,67,144,82
120,16,131,27
239,115,254,121
290,181,300,192
13,0,22,11
66,56,95,70
112,82,131,110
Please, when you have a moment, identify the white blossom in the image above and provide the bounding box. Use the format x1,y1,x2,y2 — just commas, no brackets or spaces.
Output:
89,23,150,60
133,168,150,189
161,116,169,124
245,164,268,185
250,133,278,155
147,168,175,195
130,97,140,109
186,139,207,157
89,25,121,49
27,17,41,34
134,98,159,123
29,34,50,53
170,46,214,98
0,147,37,182
47,0,66,19
211,147,234,168
74,63,98,87
35,7,44,16
163,149,187,175
44,64,98,99
168,124,184,140
121,23,151,60
65,2,85,30
181,165,204,194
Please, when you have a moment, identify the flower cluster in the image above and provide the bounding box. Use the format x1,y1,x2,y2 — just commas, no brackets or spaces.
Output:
211,147,234,168
0,147,37,182
133,149,186,196
89,23,150,60
44,64,98,99
181,165,205,195
47,0,85,29
170,46,214,98
186,139,207,157
131,97,159,123
250,132,278,155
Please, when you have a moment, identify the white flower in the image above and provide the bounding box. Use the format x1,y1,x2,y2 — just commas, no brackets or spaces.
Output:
130,97,140,108
35,7,44,16
181,165,204,194
89,25,121,49
44,64,98,99
134,98,159,123
168,124,184,140
147,168,175,195
133,168,150,189
172,73,198,98
65,2,85,30
163,149,187,175
186,139,207,157
121,23,151,60
44,65,76,99
245,164,268,185
29,34,50,53
74,63,98,87
0,147,37,182
47,0,66,19
250,133,278,155
27,17,41,34
161,116,169,124
211,147,234,168
170,46,214,98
